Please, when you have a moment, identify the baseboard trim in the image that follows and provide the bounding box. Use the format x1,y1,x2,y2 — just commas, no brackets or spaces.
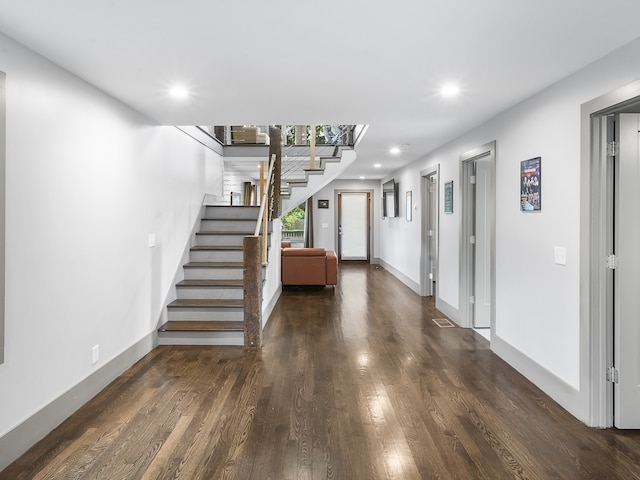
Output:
434,297,461,325
0,332,156,471
376,259,421,295
262,286,282,328
491,333,588,424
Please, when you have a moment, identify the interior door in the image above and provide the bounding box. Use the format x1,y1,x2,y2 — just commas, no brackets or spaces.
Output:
426,173,438,295
473,158,491,328
614,113,640,428
338,192,370,261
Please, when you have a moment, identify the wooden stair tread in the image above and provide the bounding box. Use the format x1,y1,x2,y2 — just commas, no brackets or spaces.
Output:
190,245,243,251
184,262,243,268
159,321,244,332
168,299,243,308
202,217,257,221
177,279,243,287
196,231,254,235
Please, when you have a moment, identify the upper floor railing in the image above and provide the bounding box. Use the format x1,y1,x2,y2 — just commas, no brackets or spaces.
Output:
211,124,365,148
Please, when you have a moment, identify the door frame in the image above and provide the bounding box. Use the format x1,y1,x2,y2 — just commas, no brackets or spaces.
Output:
459,141,496,330
582,79,640,428
420,165,439,296
334,189,373,262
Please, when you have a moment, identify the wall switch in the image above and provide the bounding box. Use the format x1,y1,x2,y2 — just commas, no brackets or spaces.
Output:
92,345,100,365
321,223,329,229
554,246,567,266
148,234,156,248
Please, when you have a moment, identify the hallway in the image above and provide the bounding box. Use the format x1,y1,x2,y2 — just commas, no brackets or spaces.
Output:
2,264,640,479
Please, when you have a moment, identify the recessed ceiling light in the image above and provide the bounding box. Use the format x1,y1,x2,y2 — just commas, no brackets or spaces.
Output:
441,84,460,97
359,176,365,180
374,163,382,168
169,86,189,98
389,147,401,155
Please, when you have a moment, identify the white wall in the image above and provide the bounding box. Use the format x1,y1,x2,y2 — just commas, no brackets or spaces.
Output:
311,179,381,258
378,37,640,423
0,32,223,446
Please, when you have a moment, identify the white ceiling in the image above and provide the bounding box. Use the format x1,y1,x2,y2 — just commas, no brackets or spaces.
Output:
1,0,640,179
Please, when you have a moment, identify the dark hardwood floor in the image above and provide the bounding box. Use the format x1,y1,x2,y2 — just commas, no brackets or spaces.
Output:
2,263,640,479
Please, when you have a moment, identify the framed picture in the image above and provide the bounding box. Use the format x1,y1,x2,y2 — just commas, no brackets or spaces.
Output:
521,157,541,211
444,181,453,213
406,191,412,221
317,199,329,209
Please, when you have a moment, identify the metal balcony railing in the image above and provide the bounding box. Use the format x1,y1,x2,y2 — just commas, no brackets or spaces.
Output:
211,124,359,147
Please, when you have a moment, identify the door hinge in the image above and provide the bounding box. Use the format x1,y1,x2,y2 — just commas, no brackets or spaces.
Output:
470,235,476,244
607,366,619,383
470,296,475,304
470,175,476,184
607,141,618,157
606,254,618,270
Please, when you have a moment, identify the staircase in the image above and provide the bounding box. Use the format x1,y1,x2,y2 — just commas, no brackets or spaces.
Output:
158,205,266,346
279,148,357,214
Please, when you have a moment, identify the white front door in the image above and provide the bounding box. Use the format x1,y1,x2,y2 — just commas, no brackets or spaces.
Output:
338,192,370,261
614,113,640,428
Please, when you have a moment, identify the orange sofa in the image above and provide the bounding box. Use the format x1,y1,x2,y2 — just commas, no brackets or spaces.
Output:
281,246,338,286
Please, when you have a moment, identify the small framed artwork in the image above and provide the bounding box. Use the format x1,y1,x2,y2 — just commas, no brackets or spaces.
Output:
520,157,541,211
317,199,329,209
444,181,453,214
406,191,412,221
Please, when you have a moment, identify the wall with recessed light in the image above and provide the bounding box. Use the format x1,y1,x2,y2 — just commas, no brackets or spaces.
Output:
0,33,223,468
378,36,640,425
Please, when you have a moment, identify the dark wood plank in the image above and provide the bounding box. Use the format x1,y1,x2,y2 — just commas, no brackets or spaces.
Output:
3,264,640,479
159,321,244,332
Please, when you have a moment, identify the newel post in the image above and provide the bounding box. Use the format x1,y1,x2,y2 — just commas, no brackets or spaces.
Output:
243,235,262,350
268,126,281,217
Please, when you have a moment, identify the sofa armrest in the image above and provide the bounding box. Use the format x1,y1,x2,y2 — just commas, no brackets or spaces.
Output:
326,251,338,285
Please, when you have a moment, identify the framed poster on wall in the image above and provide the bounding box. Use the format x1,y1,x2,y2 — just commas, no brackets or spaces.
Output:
444,181,453,213
520,157,541,211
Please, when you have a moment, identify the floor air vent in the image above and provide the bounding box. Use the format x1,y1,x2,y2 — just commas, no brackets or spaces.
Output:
432,318,455,328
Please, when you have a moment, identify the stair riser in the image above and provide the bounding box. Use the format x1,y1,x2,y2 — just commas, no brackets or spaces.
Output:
190,250,244,262
195,234,248,246
204,206,260,220
200,219,257,232
167,308,244,321
158,330,244,346
184,267,244,280
176,287,243,300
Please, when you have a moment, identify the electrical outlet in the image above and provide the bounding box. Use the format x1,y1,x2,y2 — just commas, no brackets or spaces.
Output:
92,345,99,365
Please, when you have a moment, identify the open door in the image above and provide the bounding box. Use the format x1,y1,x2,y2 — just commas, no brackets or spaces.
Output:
473,158,492,328
460,142,495,330
421,168,438,296
613,113,640,428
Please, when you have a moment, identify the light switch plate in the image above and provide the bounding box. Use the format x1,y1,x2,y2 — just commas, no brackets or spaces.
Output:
554,246,567,266
148,234,156,248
